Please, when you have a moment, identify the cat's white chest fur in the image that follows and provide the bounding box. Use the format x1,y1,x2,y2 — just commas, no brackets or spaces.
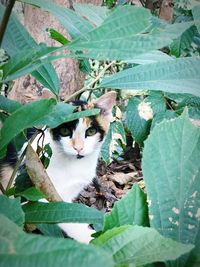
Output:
46,137,100,202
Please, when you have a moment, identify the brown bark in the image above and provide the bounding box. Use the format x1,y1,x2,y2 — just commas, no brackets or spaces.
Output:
8,0,102,104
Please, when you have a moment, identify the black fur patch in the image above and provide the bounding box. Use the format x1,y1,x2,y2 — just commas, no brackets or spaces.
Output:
0,143,17,180
88,116,105,142
50,119,79,141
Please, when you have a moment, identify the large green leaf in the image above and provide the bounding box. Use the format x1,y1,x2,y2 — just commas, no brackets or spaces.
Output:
23,201,104,227
103,184,149,232
68,6,173,61
0,98,56,151
93,225,194,266
73,3,109,27
142,111,200,266
0,195,24,227
20,0,93,39
0,215,113,267
0,4,60,95
100,57,200,97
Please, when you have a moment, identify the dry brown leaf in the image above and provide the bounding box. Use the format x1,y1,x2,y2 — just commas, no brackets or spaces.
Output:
109,171,138,185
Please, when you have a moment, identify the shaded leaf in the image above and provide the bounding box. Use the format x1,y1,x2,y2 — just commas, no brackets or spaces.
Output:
16,187,47,201
36,224,64,238
126,97,152,146
170,25,197,57
0,195,24,227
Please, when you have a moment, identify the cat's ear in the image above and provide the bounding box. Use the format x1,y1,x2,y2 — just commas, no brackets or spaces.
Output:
94,91,116,120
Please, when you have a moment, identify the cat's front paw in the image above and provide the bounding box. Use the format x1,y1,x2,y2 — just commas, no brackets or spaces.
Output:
59,222,95,244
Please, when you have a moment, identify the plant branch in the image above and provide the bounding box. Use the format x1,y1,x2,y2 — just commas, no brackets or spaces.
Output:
65,61,115,102
0,0,16,46
6,130,40,191
0,181,6,194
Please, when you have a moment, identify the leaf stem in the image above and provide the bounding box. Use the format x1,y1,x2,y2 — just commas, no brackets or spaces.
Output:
65,61,115,102
0,0,16,46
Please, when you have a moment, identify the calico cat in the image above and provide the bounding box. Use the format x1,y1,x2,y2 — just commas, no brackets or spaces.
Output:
0,91,116,243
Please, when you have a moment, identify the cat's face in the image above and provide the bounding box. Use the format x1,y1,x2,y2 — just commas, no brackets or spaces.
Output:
50,92,116,158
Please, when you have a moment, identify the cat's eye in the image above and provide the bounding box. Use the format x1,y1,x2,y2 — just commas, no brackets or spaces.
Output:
86,127,97,137
59,127,71,137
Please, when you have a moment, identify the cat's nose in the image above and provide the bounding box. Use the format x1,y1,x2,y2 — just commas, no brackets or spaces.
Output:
73,146,83,154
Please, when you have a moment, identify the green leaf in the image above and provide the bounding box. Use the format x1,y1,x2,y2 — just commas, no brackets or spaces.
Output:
0,5,60,95
68,6,173,61
20,0,93,39
31,63,60,95
126,97,151,146
100,57,200,97
0,195,24,227
0,214,114,267
158,21,194,39
16,187,47,201
142,110,200,266
145,91,166,114
93,225,194,266
192,4,200,34
73,3,109,27
0,95,21,113
36,224,64,238
151,110,177,129
2,44,59,83
36,103,100,128
103,184,149,232
170,25,197,57
35,102,75,128
0,98,56,151
46,28,70,45
23,201,104,227
101,119,126,164
127,50,172,64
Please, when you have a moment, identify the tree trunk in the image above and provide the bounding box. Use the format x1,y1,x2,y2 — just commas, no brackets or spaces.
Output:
8,0,102,104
